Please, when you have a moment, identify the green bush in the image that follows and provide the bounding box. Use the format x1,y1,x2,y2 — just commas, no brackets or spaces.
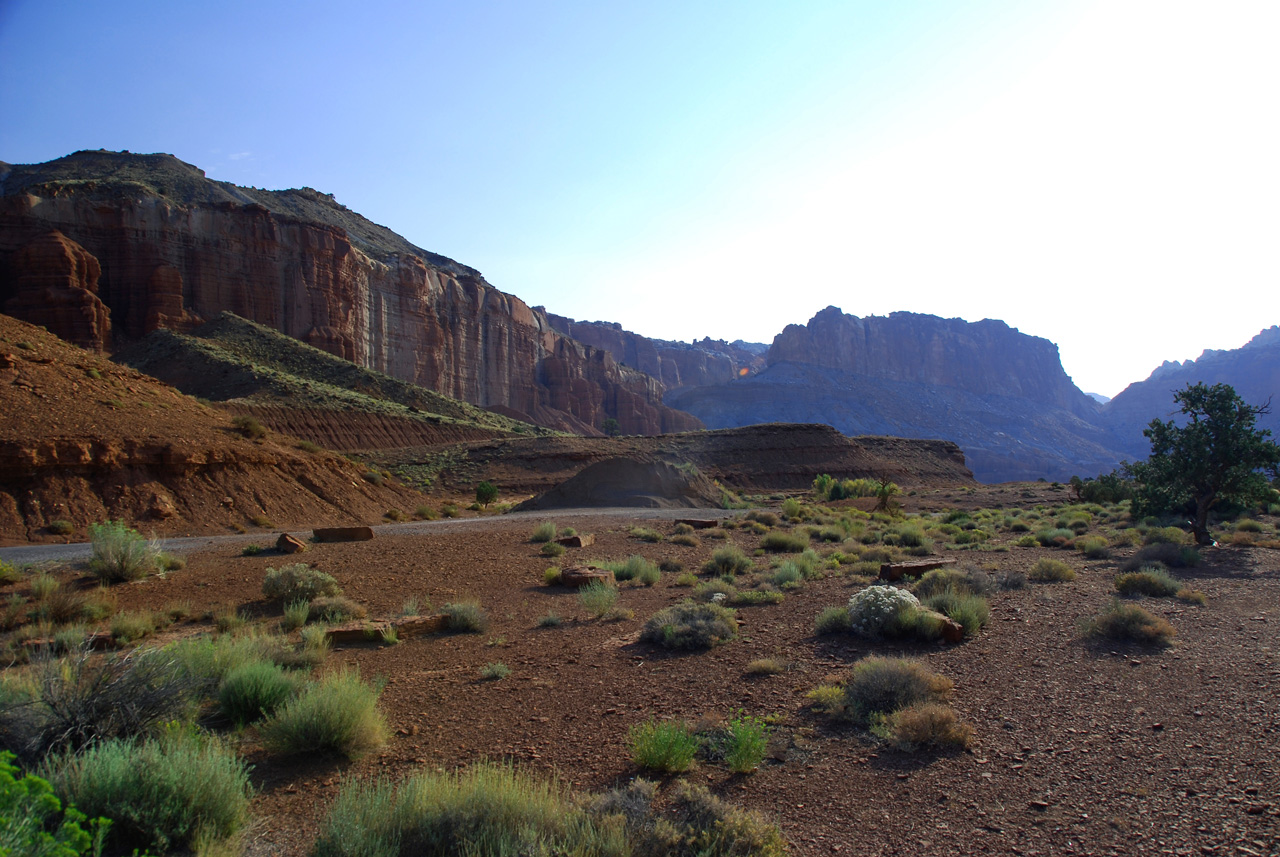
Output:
814,606,850,635
1119,542,1202,571
282,598,310,631
770,562,802,588
723,714,769,774
86,521,157,583
479,662,511,681
840,657,953,726
1074,535,1111,558
46,731,251,855
701,545,752,576
1142,526,1189,545
1028,557,1076,582
604,555,659,584
1082,600,1177,645
540,542,566,558
628,527,663,543
1114,565,1181,597
307,596,367,624
441,602,489,634
629,720,698,772
530,522,557,543
262,564,341,602
760,531,807,553
1034,528,1075,548
577,581,619,618
1236,519,1264,533
641,602,738,649
218,660,305,726
475,481,499,508
231,415,267,439
259,669,387,759
910,568,971,600
0,751,105,857
47,520,74,537
922,587,990,636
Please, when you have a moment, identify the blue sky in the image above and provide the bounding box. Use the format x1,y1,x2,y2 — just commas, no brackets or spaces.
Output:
2,1,1277,397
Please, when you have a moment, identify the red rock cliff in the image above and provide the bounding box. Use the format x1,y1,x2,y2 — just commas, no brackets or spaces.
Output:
0,152,701,436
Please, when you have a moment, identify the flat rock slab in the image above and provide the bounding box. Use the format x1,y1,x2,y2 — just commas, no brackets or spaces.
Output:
879,558,955,582
676,518,720,529
559,566,615,588
326,621,390,645
313,526,374,543
555,533,594,548
393,614,447,638
920,608,966,643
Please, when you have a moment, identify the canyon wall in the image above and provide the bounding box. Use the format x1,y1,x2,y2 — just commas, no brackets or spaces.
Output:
0,151,700,436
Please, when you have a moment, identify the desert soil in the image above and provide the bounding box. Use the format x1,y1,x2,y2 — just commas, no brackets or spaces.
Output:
7,486,1277,857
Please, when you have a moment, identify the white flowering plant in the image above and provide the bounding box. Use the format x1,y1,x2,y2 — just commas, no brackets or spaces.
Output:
847,585,920,637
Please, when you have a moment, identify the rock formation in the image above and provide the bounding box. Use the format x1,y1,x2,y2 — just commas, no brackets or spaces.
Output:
1102,326,1280,457
1,230,111,350
544,312,767,391
0,151,700,436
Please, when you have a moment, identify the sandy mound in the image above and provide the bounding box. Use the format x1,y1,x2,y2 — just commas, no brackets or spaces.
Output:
515,457,723,510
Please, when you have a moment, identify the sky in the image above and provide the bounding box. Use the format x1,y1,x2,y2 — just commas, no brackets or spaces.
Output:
1,0,1277,398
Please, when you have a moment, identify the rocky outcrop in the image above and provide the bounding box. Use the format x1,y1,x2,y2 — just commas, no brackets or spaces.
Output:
769,307,1100,419
0,151,700,436
1,231,111,350
545,312,767,391
1102,326,1280,457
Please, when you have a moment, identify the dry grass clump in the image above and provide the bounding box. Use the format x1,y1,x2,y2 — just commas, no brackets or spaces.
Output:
441,601,489,633
702,545,752,576
1082,600,1176,646
1119,543,1202,571
1114,565,1180,597
259,669,387,759
760,531,808,553
875,702,972,751
262,564,341,602
1028,557,1076,582
744,658,786,676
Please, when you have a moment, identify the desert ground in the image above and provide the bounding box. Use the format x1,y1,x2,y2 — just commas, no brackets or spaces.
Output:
2,484,1277,857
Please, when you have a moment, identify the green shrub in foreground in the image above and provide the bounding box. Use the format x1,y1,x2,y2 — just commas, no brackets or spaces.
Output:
723,714,769,774
604,555,659,584
1082,600,1176,646
640,602,738,649
629,719,698,772
0,751,105,857
46,731,251,855
218,660,305,726
87,520,157,583
922,587,990,636
259,669,387,759
814,605,850,635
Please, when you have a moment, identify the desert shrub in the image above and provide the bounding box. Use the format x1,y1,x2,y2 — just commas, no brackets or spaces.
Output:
480,662,511,681
670,534,699,547
745,658,785,675
760,531,807,553
577,582,619,618
922,587,989,636
218,660,305,726
641,602,738,649
440,503,459,518
2,647,199,763
108,611,156,645
629,719,698,772
874,702,972,751
231,415,267,439
659,558,684,573
530,521,557,543
542,567,562,585
628,527,663,543
1114,565,1181,597
1015,534,1038,548
1176,588,1208,605
46,520,74,537
771,562,802,588
997,570,1027,590
1119,543,1202,571
731,588,784,606
414,505,438,520
673,522,697,535
745,510,780,527
296,439,323,453
721,714,769,774
260,669,387,758
1034,528,1075,548
475,481,498,508
1075,535,1111,558
540,542,566,558
441,602,488,633
262,564,341,602
639,781,787,857
814,605,850,635
673,572,698,587
605,555,659,584
1236,518,1264,533
86,520,158,583
0,560,20,586
307,596,368,624
537,612,563,628
46,730,251,855
911,568,971,600
241,543,263,556
895,525,930,549
1028,557,1076,582
1082,600,1177,645
384,508,407,522
840,657,953,726
702,545,752,576
251,514,275,528
0,751,105,857
282,598,310,631
846,585,919,637
362,470,384,486
1143,526,1189,545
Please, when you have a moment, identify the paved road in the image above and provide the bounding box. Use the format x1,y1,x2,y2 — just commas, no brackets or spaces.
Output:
0,506,734,566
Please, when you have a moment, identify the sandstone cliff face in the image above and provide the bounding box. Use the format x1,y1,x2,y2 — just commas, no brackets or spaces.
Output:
1102,326,1280,458
1,230,111,350
0,151,700,436
545,312,767,391
769,306,1100,419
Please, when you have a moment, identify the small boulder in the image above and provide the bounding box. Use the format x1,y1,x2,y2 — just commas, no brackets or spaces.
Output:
276,533,307,554
558,566,615,588
676,518,719,529
313,526,374,543
878,558,955,582
393,614,447,638
555,533,594,548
